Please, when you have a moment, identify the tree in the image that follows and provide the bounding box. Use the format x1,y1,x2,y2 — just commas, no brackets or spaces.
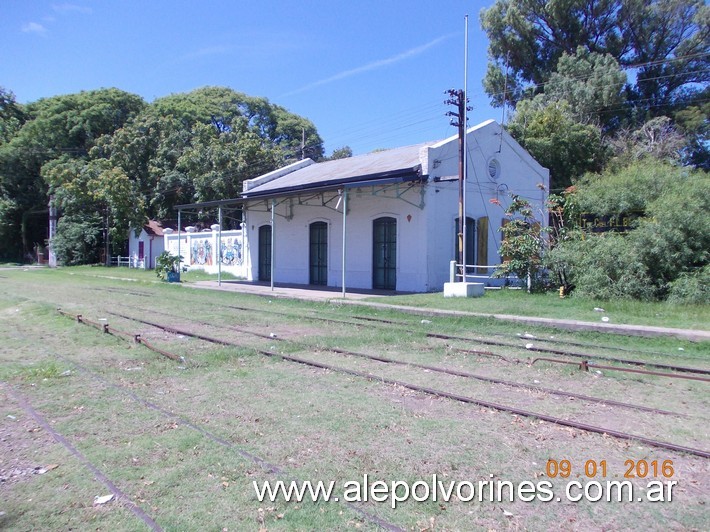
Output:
0,88,25,145
506,99,608,190
621,0,710,116
0,85,324,262
481,0,628,107
675,96,710,169
43,157,145,263
324,146,353,161
608,116,687,166
105,87,323,220
481,0,709,117
493,194,548,292
543,48,628,128
0,88,145,260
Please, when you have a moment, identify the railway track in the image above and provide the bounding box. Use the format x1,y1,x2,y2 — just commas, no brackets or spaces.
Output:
217,303,710,376
12,317,404,532
106,307,691,417
59,308,710,460
88,285,708,366
114,301,710,382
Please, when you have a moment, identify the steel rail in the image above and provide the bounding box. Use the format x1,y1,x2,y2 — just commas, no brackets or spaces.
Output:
108,309,687,416
425,332,710,376
121,303,710,380
89,310,709,459
2,382,163,531
49,312,405,532
222,303,710,376
530,357,710,383
88,286,704,361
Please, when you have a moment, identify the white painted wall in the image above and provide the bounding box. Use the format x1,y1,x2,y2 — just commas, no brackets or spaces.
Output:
128,228,165,269
425,121,549,289
243,186,429,292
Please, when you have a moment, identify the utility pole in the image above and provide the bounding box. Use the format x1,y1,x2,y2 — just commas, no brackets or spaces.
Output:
445,88,470,280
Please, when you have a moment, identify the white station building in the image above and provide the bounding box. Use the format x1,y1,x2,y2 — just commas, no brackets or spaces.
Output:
171,119,549,293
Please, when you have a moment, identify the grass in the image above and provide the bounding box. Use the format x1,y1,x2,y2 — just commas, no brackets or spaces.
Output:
371,288,710,330
0,267,708,530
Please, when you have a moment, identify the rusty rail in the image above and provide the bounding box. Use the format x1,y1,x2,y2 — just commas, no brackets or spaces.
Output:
102,311,709,457
57,309,184,363
108,309,688,417
530,357,710,382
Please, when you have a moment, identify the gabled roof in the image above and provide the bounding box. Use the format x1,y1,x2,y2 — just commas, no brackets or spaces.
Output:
242,142,433,198
143,220,177,236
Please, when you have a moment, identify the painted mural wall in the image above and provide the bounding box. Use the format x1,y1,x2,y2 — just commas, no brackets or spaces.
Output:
164,228,247,277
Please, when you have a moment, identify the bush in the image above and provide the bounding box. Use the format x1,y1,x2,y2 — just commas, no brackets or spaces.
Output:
556,233,657,300
667,266,710,305
550,162,709,301
155,251,182,281
52,212,102,265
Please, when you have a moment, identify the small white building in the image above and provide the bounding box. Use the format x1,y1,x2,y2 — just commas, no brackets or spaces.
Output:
234,120,549,292
127,220,168,269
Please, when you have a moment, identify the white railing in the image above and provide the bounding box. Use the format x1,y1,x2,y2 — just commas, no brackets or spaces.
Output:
110,255,131,267
449,260,500,283
110,256,146,269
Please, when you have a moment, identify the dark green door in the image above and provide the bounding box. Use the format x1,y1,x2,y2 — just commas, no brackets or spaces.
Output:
258,225,271,282
373,217,396,290
309,221,328,285
454,217,476,273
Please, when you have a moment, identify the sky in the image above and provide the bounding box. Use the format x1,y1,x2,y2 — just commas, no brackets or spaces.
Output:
1,1,500,156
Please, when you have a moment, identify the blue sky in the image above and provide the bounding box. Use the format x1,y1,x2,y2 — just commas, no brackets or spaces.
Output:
1,1,499,155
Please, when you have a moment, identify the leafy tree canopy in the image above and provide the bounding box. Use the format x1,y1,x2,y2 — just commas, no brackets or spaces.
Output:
0,88,145,260
506,99,608,190
547,162,709,301
481,0,709,119
0,85,325,263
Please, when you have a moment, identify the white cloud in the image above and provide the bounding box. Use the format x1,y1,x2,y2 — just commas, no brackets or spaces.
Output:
21,22,48,36
283,33,457,97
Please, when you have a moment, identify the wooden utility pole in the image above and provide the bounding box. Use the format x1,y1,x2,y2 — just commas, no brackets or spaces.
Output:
445,89,468,279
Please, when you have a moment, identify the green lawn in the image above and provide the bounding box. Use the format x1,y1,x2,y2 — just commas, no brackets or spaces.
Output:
0,267,708,530
8,265,708,330
368,288,710,330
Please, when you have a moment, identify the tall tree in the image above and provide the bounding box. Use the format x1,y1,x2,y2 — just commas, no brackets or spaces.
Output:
507,99,608,190
0,88,25,145
543,47,628,128
481,0,709,118
105,87,323,220
0,88,145,260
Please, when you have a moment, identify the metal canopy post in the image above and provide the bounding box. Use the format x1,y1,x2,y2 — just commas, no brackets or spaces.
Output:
218,206,222,286
462,14,469,282
177,210,181,271
270,198,275,291
341,188,347,298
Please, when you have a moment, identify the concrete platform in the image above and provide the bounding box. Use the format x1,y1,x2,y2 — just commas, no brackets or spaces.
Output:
190,280,407,302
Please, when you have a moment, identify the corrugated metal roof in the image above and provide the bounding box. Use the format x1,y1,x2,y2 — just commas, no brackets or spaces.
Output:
243,141,433,197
